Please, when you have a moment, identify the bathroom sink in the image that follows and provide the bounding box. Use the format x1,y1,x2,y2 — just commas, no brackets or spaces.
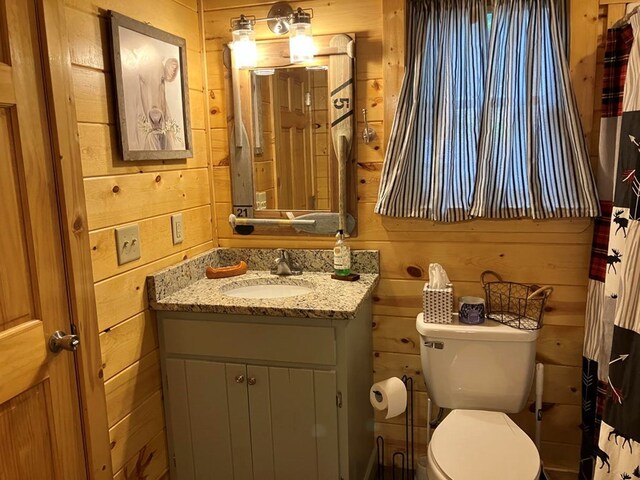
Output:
222,282,313,299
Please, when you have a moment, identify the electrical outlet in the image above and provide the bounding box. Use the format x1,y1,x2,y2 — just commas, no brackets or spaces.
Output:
115,224,141,265
171,213,184,244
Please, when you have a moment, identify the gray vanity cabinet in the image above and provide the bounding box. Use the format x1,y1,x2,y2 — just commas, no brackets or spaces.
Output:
157,304,373,480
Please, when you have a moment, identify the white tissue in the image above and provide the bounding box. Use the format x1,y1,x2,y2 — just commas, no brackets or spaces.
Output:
428,263,450,289
369,377,407,419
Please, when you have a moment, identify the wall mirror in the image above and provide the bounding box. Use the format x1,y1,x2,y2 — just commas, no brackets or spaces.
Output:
226,33,357,235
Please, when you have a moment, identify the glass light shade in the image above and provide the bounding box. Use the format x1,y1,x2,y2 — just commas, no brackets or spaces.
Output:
289,22,314,64
232,27,257,69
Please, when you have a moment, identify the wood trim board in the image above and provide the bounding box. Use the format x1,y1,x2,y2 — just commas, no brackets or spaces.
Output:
38,0,114,477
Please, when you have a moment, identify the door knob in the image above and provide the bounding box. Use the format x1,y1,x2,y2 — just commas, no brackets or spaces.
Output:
248,377,257,386
48,331,80,353
235,375,245,384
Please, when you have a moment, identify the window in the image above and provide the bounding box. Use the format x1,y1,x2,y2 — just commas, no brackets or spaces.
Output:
375,0,599,221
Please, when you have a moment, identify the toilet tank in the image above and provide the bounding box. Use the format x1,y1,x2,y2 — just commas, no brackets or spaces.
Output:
416,314,539,413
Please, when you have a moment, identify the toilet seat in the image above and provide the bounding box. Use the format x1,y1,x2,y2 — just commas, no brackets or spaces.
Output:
429,409,540,480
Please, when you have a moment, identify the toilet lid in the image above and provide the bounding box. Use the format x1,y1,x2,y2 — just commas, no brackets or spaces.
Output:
430,410,540,480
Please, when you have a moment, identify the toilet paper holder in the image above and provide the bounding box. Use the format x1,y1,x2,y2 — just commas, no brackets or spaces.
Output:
376,375,414,480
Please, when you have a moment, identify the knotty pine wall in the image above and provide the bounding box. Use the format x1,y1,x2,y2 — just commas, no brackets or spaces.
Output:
58,0,607,477
63,0,215,478
254,75,277,209
309,69,331,210
204,1,603,477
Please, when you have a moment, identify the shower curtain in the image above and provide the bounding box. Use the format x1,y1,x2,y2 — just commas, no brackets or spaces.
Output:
580,14,640,480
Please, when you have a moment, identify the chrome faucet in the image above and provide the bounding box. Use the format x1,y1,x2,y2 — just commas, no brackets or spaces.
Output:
271,249,302,276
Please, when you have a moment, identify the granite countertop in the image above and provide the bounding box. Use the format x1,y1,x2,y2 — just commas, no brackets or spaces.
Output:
147,248,379,320
151,270,378,319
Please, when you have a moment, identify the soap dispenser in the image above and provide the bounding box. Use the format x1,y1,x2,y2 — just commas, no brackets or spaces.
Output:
333,229,351,276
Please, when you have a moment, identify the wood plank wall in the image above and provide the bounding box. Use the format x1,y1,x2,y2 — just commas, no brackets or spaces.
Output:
203,0,605,477
62,0,214,477
310,69,331,210
254,75,277,209
55,0,619,476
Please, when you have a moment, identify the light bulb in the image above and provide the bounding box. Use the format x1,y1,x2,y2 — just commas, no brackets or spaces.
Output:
289,9,314,64
232,16,257,69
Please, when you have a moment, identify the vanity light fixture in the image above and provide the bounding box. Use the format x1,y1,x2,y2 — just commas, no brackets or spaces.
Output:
231,14,257,69
230,2,314,67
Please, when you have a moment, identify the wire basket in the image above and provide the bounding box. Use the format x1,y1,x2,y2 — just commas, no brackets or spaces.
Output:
481,271,553,330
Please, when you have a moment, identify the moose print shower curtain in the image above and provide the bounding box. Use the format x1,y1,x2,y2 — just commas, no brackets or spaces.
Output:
580,15,640,480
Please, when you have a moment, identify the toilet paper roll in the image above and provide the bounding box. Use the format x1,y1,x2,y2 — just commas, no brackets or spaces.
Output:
369,377,407,419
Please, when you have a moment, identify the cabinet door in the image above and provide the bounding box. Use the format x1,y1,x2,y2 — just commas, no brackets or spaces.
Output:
224,363,254,479
165,358,197,479
165,359,253,479
246,366,275,480
251,367,339,480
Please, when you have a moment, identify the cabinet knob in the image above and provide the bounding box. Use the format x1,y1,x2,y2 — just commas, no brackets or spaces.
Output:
248,377,257,386
235,375,245,384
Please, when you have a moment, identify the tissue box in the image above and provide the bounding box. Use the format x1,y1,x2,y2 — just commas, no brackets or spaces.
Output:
423,283,453,324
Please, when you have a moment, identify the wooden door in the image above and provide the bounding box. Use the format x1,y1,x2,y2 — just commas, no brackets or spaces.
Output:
0,0,86,478
273,69,315,210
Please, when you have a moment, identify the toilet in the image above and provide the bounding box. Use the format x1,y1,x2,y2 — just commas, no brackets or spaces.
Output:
416,313,541,480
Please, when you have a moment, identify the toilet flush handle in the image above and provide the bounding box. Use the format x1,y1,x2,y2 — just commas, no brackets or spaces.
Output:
423,341,444,350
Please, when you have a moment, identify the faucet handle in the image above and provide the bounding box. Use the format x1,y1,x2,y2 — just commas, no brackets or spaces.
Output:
276,249,289,261
271,249,302,275
274,250,290,270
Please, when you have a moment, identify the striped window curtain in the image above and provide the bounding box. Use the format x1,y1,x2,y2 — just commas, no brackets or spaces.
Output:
470,0,600,218
374,0,488,221
556,0,569,59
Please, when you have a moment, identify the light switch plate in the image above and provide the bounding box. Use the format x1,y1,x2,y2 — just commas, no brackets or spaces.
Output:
171,213,184,244
115,224,141,265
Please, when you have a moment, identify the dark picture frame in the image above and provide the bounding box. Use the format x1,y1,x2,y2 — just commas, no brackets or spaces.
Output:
109,11,193,161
